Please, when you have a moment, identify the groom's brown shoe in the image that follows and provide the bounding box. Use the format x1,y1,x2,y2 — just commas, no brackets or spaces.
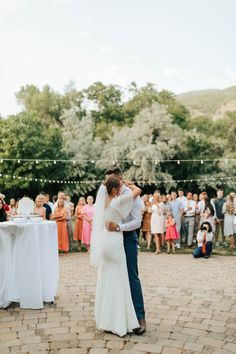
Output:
134,319,146,335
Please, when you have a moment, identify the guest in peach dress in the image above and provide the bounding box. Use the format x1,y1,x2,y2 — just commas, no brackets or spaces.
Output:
34,195,46,219
73,197,86,250
81,196,94,252
52,199,69,252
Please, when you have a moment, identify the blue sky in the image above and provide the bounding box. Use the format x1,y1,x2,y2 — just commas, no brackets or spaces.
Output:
1,0,236,116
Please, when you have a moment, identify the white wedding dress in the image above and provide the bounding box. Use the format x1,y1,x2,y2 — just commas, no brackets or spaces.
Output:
95,193,139,337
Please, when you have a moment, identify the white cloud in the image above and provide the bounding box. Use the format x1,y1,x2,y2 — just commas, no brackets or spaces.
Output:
78,31,90,38
0,0,26,14
162,68,178,78
99,45,115,54
225,68,236,80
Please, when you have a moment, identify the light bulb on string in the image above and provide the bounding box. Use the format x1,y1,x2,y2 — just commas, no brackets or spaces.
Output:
201,160,204,164
0,159,3,163
36,160,39,164
177,160,180,165
54,160,56,165
18,160,20,164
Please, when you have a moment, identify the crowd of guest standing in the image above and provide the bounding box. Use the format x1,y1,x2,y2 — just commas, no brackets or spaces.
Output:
0,187,236,258
0,191,95,254
140,188,236,257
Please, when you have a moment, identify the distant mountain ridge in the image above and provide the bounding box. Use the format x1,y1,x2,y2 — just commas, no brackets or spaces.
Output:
177,85,236,119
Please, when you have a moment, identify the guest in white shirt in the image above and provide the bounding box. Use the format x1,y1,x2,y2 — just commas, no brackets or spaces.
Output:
193,222,214,259
182,192,196,246
178,188,187,203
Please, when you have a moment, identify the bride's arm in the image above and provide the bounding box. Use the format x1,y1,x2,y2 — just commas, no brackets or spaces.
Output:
124,181,141,199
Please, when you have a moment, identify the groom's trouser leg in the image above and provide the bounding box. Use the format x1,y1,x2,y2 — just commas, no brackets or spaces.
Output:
123,231,145,321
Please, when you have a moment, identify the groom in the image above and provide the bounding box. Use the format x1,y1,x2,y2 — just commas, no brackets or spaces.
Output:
105,166,146,335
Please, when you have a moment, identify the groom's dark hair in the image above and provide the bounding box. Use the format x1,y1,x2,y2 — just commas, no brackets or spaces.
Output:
105,166,122,177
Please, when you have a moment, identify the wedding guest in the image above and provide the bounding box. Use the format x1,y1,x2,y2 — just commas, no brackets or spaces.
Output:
73,197,86,250
149,193,165,254
0,194,10,212
178,188,187,203
141,195,152,249
9,198,17,215
52,195,57,204
161,194,169,247
213,189,226,246
45,193,55,212
40,194,52,220
199,196,215,233
148,194,153,203
223,193,236,251
193,193,200,241
165,211,179,254
56,191,73,251
182,192,196,247
34,195,46,219
166,193,172,207
0,198,7,222
81,196,94,252
52,199,69,253
65,193,74,252
170,191,184,248
193,222,213,259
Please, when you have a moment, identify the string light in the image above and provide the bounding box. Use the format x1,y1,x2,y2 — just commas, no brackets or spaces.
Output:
0,157,235,164
0,173,235,185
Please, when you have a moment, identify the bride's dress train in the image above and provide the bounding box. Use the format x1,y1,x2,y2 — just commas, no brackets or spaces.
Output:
95,194,139,337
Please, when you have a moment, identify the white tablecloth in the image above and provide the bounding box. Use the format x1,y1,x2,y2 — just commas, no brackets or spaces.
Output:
0,221,59,309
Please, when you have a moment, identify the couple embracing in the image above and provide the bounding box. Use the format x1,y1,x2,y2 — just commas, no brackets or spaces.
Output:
90,166,146,337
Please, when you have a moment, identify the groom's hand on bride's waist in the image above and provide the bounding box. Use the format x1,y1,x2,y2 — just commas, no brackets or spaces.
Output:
106,221,119,232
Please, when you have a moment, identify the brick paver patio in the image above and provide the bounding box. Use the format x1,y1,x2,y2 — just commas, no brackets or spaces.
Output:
1,253,236,354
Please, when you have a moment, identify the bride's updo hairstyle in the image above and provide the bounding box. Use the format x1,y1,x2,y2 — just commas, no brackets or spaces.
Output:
104,175,121,195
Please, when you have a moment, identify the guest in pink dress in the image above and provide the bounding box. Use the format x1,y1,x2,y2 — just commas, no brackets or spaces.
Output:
81,196,94,252
165,211,179,254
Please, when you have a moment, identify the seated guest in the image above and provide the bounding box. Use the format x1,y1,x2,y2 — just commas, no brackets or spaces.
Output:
0,197,7,222
52,199,69,253
193,222,213,259
34,195,46,219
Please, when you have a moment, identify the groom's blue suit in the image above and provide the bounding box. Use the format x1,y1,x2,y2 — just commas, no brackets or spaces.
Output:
119,185,145,321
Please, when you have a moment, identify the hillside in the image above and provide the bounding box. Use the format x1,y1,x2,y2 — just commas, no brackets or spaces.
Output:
177,85,236,119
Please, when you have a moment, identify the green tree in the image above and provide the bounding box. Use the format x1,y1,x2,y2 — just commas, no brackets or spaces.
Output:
62,108,104,193
98,103,184,189
0,112,68,198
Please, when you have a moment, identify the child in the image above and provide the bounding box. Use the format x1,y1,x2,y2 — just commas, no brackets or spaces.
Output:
193,221,213,259
165,211,179,254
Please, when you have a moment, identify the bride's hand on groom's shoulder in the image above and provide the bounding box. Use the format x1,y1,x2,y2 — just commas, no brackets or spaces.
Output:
124,180,134,187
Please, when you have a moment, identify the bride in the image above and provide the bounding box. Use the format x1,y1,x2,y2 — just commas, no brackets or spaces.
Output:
90,175,141,337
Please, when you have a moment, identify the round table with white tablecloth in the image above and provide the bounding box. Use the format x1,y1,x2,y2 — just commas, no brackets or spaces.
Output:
0,220,59,309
